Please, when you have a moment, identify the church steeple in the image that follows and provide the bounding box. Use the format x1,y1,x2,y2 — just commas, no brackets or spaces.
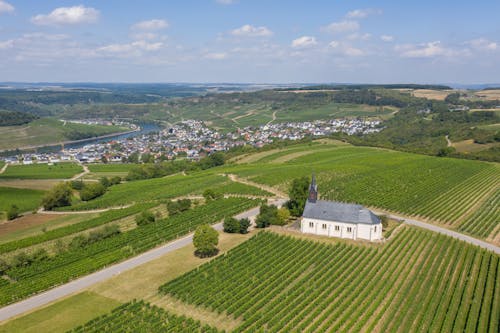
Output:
308,173,318,203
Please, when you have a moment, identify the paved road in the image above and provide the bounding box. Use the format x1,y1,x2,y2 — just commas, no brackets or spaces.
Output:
0,199,284,323
373,210,500,255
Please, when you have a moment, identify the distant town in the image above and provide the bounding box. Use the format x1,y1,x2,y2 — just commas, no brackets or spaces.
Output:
2,118,382,164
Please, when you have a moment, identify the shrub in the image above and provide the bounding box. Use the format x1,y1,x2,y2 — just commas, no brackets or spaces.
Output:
203,189,223,201
6,205,19,220
255,204,279,228
136,210,156,226
239,218,251,234
276,207,291,225
80,183,106,201
223,217,240,233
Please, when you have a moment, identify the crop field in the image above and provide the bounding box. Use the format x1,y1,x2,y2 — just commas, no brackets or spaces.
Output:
70,300,220,333
459,189,500,240
64,173,271,211
224,145,500,240
0,163,83,179
0,197,258,305
0,186,44,216
0,118,129,151
160,230,500,333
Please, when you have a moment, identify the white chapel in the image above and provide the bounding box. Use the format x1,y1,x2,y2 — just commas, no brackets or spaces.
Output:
301,174,382,241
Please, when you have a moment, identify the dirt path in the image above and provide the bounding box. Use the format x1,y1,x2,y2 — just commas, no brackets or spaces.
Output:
445,135,452,147
70,164,90,181
0,163,7,175
37,204,133,215
266,110,277,126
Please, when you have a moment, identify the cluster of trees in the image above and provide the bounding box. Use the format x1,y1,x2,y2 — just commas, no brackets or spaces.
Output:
125,153,225,181
42,183,73,210
68,224,120,250
0,110,38,126
255,204,290,228
203,189,223,201
0,248,49,274
167,199,191,216
135,210,156,226
223,217,250,234
193,224,219,258
72,176,121,202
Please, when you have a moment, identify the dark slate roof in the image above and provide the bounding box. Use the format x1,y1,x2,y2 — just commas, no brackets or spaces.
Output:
303,200,380,225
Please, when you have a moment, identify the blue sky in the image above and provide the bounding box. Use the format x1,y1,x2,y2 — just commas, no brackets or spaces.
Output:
0,0,499,83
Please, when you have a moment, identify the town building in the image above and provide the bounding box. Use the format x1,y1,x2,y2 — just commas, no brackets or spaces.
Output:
301,174,382,241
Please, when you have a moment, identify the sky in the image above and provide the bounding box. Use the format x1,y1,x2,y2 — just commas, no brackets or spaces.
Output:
0,0,499,83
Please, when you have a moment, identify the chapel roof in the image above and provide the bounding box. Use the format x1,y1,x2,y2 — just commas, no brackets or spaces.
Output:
303,200,380,225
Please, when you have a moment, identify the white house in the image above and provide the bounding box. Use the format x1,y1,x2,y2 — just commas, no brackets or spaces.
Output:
301,174,382,241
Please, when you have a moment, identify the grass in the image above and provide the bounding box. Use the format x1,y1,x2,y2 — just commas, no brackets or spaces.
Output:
0,186,44,216
0,291,120,333
0,163,83,179
0,118,129,151
451,139,498,153
411,89,453,100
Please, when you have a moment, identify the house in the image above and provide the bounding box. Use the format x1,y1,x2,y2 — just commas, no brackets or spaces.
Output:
301,174,382,241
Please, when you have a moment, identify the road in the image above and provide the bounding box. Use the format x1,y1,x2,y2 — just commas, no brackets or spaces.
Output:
0,199,284,323
373,210,500,255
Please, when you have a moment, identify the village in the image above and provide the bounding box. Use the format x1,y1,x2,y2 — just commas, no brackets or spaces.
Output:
2,117,382,165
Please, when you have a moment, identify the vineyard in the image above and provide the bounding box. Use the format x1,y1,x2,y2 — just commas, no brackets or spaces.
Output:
70,300,220,333
459,189,500,240
224,145,500,240
63,173,271,210
160,230,499,332
0,198,258,306
0,186,44,215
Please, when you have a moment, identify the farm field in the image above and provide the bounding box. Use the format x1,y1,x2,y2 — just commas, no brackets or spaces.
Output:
160,229,500,333
0,163,83,180
0,118,129,151
222,144,500,242
87,164,140,173
0,187,44,218
0,197,258,306
63,173,271,211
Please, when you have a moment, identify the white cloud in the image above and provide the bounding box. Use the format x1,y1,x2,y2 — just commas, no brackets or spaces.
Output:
98,40,163,56
347,33,371,41
0,1,14,14
346,8,382,19
322,20,359,34
396,41,460,58
0,39,14,49
291,36,317,48
31,5,99,26
231,24,273,37
381,35,394,42
204,52,227,60
216,0,236,4
131,19,168,31
466,38,497,51
329,41,364,56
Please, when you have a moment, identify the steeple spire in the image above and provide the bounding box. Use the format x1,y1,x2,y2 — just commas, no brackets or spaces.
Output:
308,172,318,203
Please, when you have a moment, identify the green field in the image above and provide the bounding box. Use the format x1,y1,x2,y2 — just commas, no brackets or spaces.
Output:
0,198,258,306
0,118,130,151
0,163,83,179
0,292,120,333
0,186,44,215
160,230,499,332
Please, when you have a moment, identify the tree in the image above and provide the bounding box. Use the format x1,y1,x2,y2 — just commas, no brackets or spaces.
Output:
42,182,72,210
286,176,310,216
6,204,19,220
255,204,279,228
239,218,251,234
276,207,291,225
223,217,240,233
128,151,140,163
379,215,389,229
193,224,219,257
167,199,191,216
99,176,110,188
135,210,156,226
